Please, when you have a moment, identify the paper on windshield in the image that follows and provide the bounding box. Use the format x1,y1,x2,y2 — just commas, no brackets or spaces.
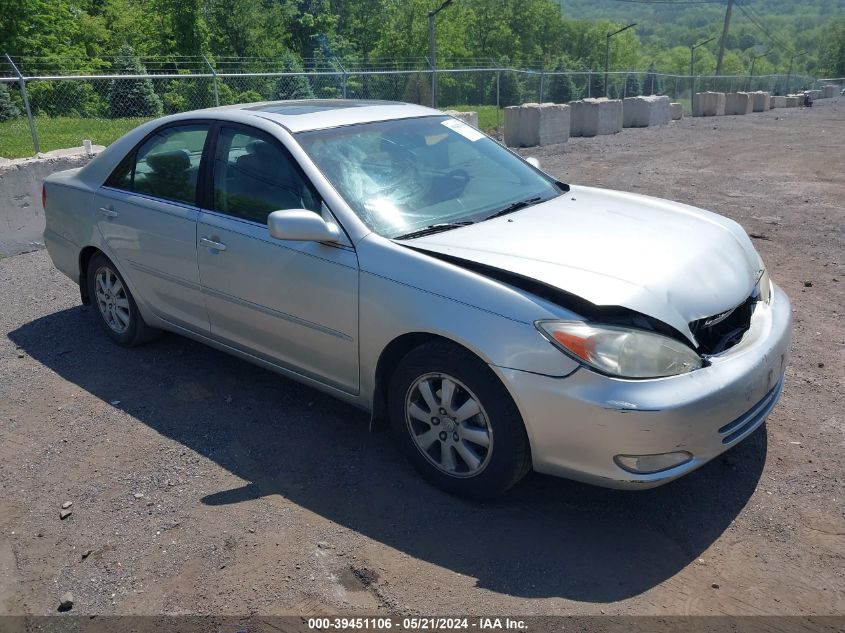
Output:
441,118,485,142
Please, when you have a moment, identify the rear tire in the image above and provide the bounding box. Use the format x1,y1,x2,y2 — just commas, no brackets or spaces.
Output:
388,341,531,499
86,253,160,347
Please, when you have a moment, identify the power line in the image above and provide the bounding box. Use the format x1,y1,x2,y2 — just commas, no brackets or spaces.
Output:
735,1,796,54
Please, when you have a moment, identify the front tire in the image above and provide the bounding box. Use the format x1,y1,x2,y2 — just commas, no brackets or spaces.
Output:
86,253,159,347
388,341,531,499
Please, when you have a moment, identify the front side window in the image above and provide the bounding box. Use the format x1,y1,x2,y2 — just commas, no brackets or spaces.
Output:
295,116,562,238
107,124,209,206
212,127,320,224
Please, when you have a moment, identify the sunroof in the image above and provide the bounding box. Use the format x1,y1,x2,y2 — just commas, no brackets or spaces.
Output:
246,100,397,115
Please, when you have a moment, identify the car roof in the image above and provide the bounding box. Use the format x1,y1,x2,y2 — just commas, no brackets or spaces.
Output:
204,99,443,133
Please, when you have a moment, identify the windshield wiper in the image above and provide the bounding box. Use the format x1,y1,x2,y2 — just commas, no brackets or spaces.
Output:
483,196,544,221
393,221,474,240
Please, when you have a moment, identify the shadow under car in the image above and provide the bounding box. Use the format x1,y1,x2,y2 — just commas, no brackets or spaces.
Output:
8,305,767,602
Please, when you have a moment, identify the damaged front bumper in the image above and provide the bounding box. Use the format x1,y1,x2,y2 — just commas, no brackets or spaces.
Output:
493,284,792,489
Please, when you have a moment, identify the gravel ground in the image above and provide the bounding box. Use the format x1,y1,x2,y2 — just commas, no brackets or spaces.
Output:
0,100,843,619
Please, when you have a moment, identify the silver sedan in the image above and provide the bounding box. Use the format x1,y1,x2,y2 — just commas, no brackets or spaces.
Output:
43,100,791,498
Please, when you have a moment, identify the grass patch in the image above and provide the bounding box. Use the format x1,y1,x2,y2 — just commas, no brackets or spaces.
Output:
0,117,151,159
444,105,503,132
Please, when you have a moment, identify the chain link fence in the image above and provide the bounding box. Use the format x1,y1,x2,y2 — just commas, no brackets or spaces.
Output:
0,54,826,159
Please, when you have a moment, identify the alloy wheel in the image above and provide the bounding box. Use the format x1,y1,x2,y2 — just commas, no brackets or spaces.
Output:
405,372,493,478
94,266,131,334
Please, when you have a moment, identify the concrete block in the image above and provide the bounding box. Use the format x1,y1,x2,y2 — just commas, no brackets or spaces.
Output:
806,90,821,101
443,110,479,128
0,147,103,256
503,103,570,147
517,103,541,147
503,106,520,146
670,102,683,120
503,107,521,146
623,95,671,127
770,95,787,108
725,92,753,115
570,98,623,137
785,95,801,107
535,103,570,146
820,85,836,99
751,91,770,112
693,92,725,117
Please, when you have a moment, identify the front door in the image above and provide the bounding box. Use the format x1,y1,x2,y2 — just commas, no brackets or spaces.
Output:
196,124,359,394
95,122,211,332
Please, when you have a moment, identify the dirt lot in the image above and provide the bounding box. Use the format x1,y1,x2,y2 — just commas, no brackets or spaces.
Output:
1,100,843,620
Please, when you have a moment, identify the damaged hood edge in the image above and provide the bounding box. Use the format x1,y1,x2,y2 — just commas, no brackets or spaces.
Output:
404,185,761,344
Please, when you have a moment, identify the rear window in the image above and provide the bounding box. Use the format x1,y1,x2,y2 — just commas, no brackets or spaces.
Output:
106,124,210,206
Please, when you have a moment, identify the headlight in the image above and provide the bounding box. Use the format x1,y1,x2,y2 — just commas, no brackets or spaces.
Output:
536,321,703,379
756,267,772,305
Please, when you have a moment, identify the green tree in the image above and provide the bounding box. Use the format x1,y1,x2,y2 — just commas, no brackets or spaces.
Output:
490,70,524,107
624,72,641,97
820,18,845,76
588,69,604,99
107,45,163,117
0,83,21,121
273,54,315,100
402,72,432,105
547,62,578,103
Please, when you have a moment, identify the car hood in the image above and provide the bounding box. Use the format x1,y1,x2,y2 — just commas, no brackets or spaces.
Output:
407,185,761,343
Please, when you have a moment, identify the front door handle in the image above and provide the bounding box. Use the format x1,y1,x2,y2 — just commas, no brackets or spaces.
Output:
200,237,227,252
99,206,118,218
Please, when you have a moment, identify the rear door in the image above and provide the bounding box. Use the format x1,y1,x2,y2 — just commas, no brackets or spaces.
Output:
196,124,359,393
95,122,211,332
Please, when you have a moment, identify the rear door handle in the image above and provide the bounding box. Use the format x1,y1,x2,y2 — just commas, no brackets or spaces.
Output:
200,237,227,252
99,206,118,218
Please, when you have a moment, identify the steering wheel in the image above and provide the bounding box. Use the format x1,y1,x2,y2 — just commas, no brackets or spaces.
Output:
438,169,471,198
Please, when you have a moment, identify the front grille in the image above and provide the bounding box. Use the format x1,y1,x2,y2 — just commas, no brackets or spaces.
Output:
690,295,756,355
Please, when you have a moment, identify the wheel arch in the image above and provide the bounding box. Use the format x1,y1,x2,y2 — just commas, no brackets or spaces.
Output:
370,331,490,430
78,245,103,305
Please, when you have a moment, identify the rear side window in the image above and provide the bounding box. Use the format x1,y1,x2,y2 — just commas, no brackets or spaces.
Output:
106,124,210,206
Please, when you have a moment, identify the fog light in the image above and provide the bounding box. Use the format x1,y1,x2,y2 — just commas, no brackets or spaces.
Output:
614,451,693,474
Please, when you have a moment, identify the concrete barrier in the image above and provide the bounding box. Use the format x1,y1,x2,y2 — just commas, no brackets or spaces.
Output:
622,95,671,127
751,91,770,112
785,95,801,107
805,89,821,101
725,92,753,115
443,110,479,128
0,146,102,256
693,92,725,117
771,95,787,108
670,103,683,120
503,103,570,147
570,98,622,137
820,85,836,99
503,106,521,147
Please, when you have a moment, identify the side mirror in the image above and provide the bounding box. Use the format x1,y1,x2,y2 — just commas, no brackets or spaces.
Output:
267,209,341,243
525,157,541,169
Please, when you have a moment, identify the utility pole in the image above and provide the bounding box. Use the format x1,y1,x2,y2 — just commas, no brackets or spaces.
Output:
428,0,454,109
690,36,716,100
605,23,637,98
786,51,808,95
715,0,735,76
747,50,770,91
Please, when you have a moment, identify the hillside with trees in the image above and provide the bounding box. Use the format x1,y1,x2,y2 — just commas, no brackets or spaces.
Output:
2,0,842,76
0,0,842,124
558,0,843,77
